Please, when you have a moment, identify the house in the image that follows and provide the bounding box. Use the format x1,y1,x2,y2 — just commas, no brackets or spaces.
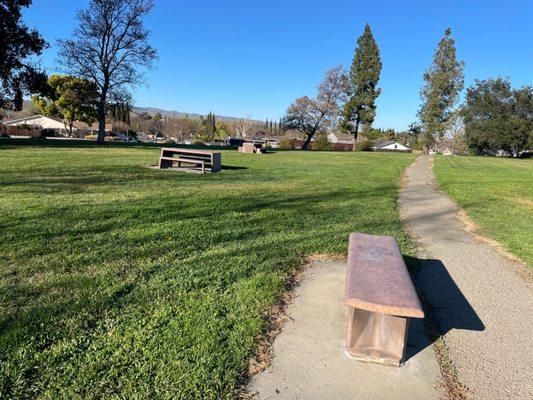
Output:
3,115,72,133
327,132,369,151
441,147,454,156
372,139,411,152
3,115,114,138
327,132,353,145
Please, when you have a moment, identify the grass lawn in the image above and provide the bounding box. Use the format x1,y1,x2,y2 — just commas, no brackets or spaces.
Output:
434,156,533,267
0,141,415,399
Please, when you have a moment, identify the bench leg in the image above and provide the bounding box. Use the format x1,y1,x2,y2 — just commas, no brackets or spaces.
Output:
159,158,172,169
346,307,408,366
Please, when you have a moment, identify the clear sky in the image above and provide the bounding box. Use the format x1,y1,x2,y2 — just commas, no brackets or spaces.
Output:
23,0,533,130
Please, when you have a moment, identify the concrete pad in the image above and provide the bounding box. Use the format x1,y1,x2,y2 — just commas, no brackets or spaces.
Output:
248,260,441,400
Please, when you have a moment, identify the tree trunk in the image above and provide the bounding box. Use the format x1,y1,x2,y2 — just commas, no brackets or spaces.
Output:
97,86,108,144
302,133,314,150
96,102,105,144
352,117,360,151
69,118,74,137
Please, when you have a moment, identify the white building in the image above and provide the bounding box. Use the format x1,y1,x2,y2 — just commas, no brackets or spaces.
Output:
372,139,411,152
3,115,73,133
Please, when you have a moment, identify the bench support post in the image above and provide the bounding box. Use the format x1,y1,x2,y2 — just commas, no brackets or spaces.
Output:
211,153,221,173
159,149,173,169
346,307,409,366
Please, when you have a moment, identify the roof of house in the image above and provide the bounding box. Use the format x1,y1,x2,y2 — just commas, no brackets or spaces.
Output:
3,114,64,125
330,132,353,141
372,139,409,148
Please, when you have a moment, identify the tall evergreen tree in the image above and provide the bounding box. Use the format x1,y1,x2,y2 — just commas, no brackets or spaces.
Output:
418,28,464,151
341,23,382,150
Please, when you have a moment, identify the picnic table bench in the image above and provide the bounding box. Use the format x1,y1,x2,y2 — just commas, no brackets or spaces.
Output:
238,142,266,154
345,232,424,366
158,148,222,174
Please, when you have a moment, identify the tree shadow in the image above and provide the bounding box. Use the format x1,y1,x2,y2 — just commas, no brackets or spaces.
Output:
403,256,485,363
0,137,236,151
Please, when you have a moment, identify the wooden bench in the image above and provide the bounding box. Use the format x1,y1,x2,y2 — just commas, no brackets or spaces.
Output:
345,232,424,366
158,148,222,174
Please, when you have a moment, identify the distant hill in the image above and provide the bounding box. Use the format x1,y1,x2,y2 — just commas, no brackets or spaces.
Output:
3,101,264,124
132,107,262,123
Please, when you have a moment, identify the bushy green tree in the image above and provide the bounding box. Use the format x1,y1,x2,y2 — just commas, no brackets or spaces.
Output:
418,28,464,150
32,74,98,135
215,121,229,139
462,78,532,155
0,0,48,110
341,24,382,151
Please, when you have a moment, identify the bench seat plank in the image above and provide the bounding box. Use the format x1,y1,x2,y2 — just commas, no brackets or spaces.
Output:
161,147,220,156
345,233,424,319
159,157,205,164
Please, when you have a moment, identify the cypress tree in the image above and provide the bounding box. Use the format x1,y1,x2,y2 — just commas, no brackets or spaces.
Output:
341,23,382,151
418,28,464,151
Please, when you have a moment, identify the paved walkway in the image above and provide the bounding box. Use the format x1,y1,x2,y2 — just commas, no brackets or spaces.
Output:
399,156,533,400
248,260,441,400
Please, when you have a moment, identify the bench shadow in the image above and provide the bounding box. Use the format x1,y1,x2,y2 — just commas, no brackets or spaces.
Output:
221,165,247,170
403,256,485,363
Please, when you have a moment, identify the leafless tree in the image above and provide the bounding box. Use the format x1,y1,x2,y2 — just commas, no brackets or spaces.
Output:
444,110,465,139
58,0,157,143
234,114,254,138
283,66,347,149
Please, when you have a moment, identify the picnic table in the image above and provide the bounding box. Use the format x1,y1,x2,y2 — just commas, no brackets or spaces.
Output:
158,147,222,174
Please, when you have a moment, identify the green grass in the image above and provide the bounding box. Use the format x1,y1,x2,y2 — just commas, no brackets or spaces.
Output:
434,156,533,267
0,141,416,399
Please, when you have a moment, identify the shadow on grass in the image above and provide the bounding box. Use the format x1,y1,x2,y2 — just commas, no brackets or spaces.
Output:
0,137,236,151
403,256,485,363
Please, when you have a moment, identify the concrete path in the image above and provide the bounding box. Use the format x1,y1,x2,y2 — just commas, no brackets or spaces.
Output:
248,260,441,400
399,156,533,400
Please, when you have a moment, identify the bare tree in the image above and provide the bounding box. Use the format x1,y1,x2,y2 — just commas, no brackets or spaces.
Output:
58,0,157,144
234,114,254,138
283,66,347,149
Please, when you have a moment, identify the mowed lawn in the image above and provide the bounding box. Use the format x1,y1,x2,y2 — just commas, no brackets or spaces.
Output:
434,156,533,267
0,142,415,399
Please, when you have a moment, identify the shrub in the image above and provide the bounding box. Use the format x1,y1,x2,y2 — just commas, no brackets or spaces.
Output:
278,138,294,150
357,140,374,151
312,134,332,151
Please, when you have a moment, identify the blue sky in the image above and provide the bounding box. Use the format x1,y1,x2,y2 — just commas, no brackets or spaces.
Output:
23,0,532,130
